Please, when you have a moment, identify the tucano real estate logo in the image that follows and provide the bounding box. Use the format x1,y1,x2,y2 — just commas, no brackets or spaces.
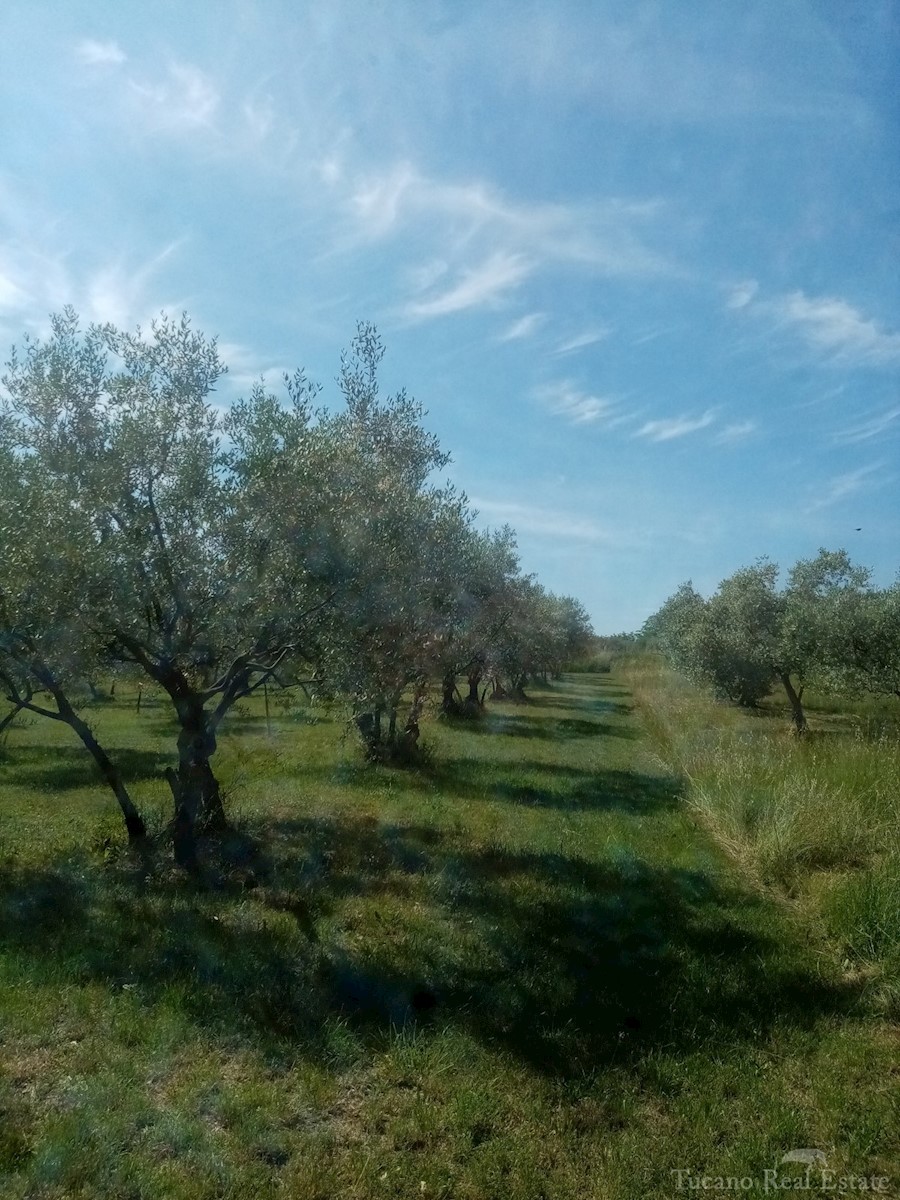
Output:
671,1149,891,1193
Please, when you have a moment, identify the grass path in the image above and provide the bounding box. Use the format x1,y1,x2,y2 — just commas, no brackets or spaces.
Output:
0,674,897,1197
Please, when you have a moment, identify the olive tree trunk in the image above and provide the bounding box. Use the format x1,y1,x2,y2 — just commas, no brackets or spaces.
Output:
779,672,808,736
165,695,229,870
53,691,147,841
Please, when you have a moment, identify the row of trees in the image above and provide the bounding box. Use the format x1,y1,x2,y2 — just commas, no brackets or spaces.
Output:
0,311,592,867
644,550,900,733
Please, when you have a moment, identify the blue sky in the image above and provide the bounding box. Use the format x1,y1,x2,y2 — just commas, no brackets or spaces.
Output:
1,1,898,631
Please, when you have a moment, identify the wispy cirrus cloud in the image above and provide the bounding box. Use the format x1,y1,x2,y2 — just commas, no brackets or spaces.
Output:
537,380,620,427
218,341,291,395
0,222,184,339
835,406,900,444
554,328,610,355
805,461,887,513
729,281,900,366
349,163,674,324
347,163,666,256
241,95,276,143
350,161,418,238
470,496,643,547
129,62,220,131
774,292,900,365
499,312,545,341
76,44,290,158
635,410,716,442
75,38,127,67
725,279,759,310
403,259,449,294
714,420,756,444
0,266,28,311
81,242,185,327
402,251,532,321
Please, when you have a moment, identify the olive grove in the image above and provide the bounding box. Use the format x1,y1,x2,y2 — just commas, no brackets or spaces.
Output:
0,311,593,865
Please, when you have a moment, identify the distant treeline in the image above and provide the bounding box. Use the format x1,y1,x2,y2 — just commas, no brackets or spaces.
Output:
643,551,899,733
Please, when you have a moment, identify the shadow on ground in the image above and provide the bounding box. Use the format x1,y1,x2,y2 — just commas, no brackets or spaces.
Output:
422,758,682,813
453,713,637,741
0,800,857,1082
0,744,172,791
536,695,633,718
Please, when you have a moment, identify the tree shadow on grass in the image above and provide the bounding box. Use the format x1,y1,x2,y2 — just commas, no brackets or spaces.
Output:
541,695,633,719
459,713,637,741
0,807,858,1083
567,677,631,694
0,744,172,792
421,758,683,814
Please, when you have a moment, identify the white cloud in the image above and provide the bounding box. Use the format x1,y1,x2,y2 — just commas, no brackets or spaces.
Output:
318,155,343,186
402,251,532,320
775,292,900,364
0,270,27,311
345,162,672,277
242,96,275,142
631,326,677,347
714,420,756,444
0,224,184,337
470,497,641,547
499,312,545,341
805,461,886,513
350,161,419,238
129,63,220,131
404,258,450,294
80,241,184,327
635,410,716,442
554,328,611,355
219,341,290,393
732,285,900,366
538,380,619,426
75,39,126,67
341,162,675,324
835,406,900,444
726,280,758,310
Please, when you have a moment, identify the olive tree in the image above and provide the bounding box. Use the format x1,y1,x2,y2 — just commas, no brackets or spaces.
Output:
2,310,335,867
793,552,900,702
647,565,803,725
306,326,474,758
641,581,709,680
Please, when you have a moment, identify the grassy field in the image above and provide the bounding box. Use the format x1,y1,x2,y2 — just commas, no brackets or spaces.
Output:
624,656,900,1019
1,673,898,1198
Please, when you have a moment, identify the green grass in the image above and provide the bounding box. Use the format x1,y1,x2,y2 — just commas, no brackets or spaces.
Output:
1,674,898,1197
623,654,900,1018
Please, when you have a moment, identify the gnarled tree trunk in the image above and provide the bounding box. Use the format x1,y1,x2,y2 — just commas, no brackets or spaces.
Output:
779,672,807,735
440,670,457,715
166,695,228,870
